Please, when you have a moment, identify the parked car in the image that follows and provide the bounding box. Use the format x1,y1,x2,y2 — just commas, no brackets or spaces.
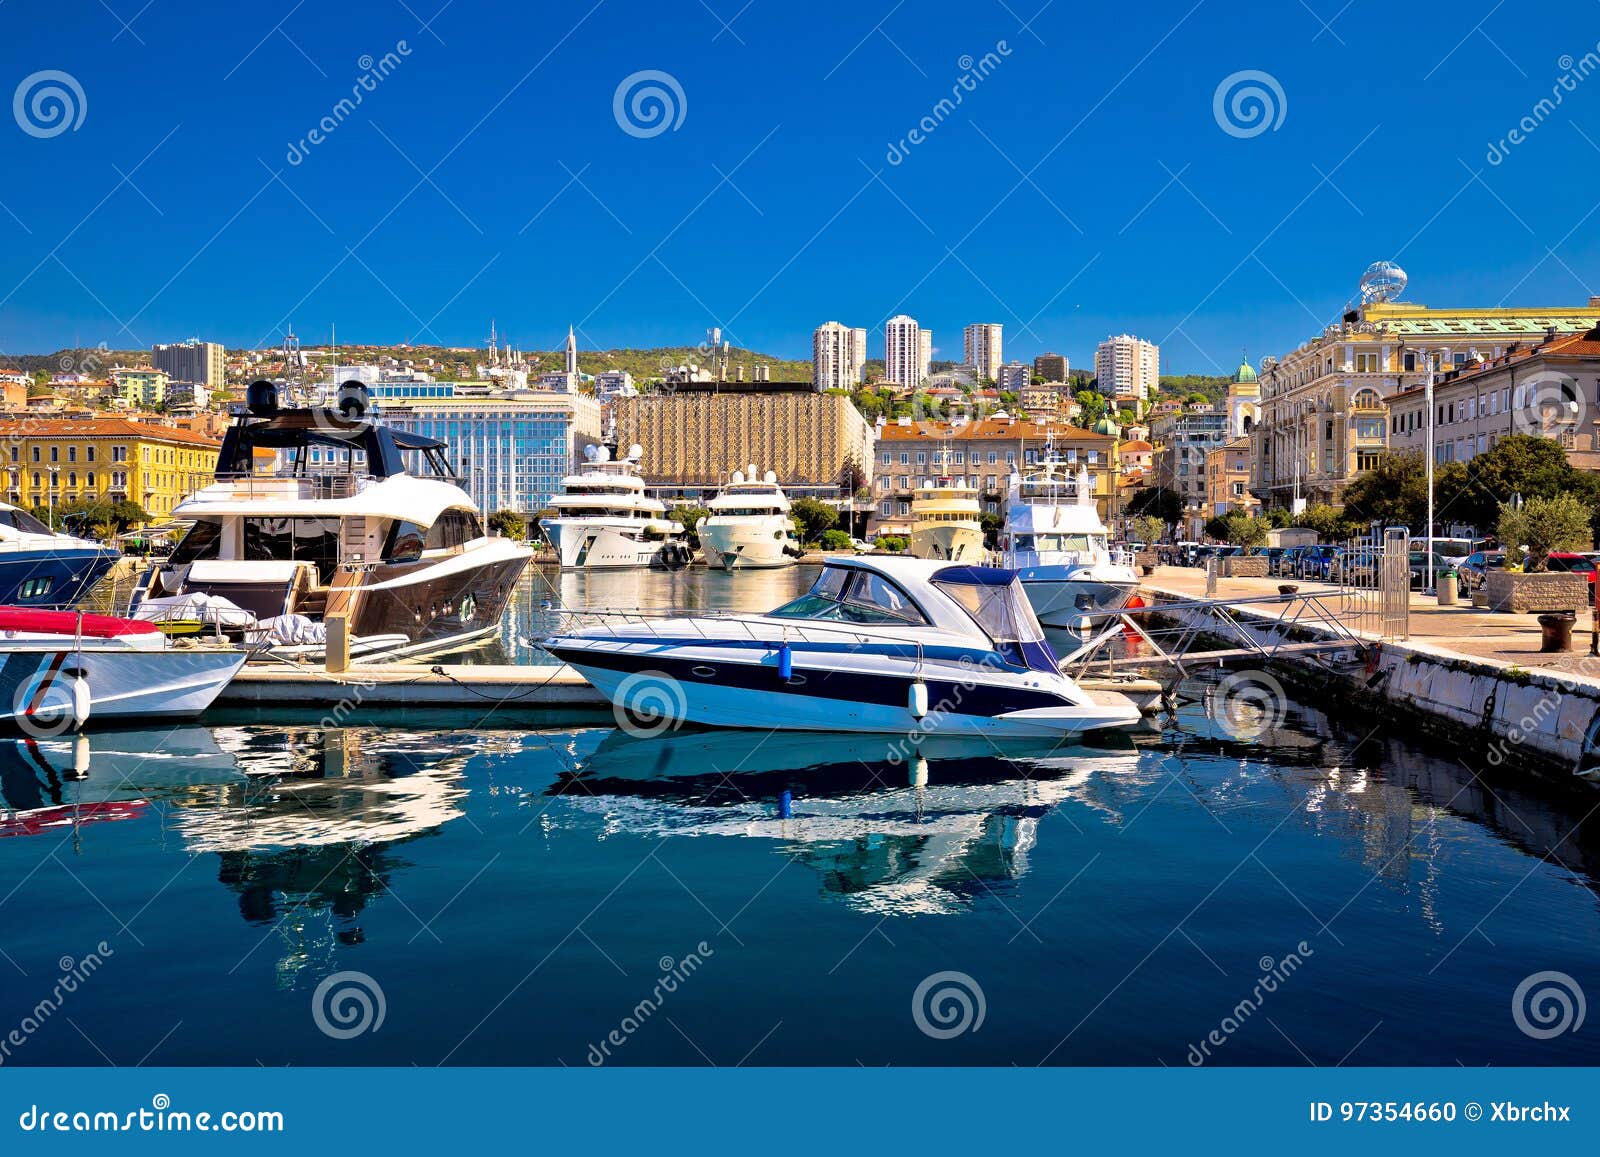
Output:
1297,544,1339,580
1456,550,1506,591
1544,552,1599,585
1408,550,1454,589
1260,546,1287,572
1276,545,1306,577
1331,547,1380,586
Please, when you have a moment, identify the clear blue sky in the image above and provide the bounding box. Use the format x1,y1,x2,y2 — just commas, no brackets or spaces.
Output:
2,0,1597,374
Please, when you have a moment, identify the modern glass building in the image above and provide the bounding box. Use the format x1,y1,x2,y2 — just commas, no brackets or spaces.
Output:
377,392,602,514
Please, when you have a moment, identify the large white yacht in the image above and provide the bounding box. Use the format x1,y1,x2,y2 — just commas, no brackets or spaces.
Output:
539,444,691,570
128,381,534,662
1001,453,1137,627
698,467,799,570
907,479,985,563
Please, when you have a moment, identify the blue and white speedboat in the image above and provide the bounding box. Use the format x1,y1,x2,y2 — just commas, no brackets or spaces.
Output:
541,556,1141,737
0,504,119,607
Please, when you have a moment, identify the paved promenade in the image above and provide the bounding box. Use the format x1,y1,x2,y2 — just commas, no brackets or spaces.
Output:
1143,566,1600,677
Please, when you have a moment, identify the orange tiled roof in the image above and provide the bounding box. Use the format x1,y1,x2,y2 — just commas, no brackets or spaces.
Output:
1121,439,1152,451
0,418,221,447
1388,325,1600,401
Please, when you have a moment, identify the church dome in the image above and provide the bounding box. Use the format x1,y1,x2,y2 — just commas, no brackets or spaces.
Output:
1092,415,1119,436
1234,357,1258,384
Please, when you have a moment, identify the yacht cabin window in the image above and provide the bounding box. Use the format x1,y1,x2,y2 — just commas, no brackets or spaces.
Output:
0,507,54,536
770,566,928,626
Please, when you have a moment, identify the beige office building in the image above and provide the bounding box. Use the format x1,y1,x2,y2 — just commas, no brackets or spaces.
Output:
963,323,1003,382
1251,298,1600,508
614,388,874,491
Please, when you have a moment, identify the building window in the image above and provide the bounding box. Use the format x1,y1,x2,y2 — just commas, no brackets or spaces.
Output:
1404,352,1417,372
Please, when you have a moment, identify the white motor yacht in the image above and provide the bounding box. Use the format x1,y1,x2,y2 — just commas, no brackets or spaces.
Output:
128,381,534,662
540,445,691,570
907,479,986,562
698,467,799,570
541,556,1141,737
1002,457,1138,627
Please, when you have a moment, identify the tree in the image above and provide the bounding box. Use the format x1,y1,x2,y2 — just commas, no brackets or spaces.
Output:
1440,434,1579,533
789,497,838,544
668,503,710,546
1339,450,1470,532
1126,486,1181,526
819,529,854,551
487,509,527,540
1185,392,1209,406
979,511,1004,548
1131,514,1166,545
873,535,907,552
1296,503,1361,542
1498,495,1592,572
1074,389,1107,429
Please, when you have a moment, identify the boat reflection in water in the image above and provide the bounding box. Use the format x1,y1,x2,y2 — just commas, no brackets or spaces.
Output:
544,728,1155,915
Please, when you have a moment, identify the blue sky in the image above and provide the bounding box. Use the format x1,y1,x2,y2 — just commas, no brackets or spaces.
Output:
2,0,1598,373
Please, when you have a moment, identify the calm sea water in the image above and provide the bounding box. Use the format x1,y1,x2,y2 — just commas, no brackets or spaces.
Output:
1,565,1598,1067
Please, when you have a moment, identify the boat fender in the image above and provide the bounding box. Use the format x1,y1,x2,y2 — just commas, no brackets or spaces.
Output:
908,680,929,719
777,643,793,681
72,733,90,779
910,757,929,787
64,666,90,732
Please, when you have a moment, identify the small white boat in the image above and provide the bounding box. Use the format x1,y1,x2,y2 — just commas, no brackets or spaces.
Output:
1002,456,1137,627
0,608,248,733
542,557,1141,738
699,467,800,570
540,444,692,570
908,479,986,562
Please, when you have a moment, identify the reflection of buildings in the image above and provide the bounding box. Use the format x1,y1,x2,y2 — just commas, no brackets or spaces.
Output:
542,730,1156,915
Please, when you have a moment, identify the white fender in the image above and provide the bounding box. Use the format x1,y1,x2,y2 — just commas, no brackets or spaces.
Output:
69,673,91,731
908,680,928,719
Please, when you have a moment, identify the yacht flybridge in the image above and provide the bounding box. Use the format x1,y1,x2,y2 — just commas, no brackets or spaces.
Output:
542,557,1141,737
1001,455,1137,627
128,381,533,662
699,467,799,570
540,444,691,570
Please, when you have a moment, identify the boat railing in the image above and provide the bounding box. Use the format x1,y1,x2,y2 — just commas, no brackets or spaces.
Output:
537,605,906,648
211,472,376,501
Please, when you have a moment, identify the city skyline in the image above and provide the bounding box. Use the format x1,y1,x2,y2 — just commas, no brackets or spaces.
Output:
4,2,1598,374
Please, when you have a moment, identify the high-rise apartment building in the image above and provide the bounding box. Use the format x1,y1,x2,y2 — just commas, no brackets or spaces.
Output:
996,361,1030,392
152,340,225,391
812,321,869,391
962,323,1003,381
1095,335,1159,403
884,315,927,388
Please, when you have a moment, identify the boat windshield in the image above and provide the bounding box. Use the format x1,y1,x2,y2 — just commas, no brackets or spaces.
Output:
769,566,926,625
932,568,1056,673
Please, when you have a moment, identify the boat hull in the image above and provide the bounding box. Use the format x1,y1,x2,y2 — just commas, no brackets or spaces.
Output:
700,519,795,570
0,645,247,730
546,644,1139,738
542,520,690,570
908,524,986,563
0,547,119,608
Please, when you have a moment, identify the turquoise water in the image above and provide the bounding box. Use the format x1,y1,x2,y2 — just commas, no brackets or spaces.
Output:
1,567,1598,1066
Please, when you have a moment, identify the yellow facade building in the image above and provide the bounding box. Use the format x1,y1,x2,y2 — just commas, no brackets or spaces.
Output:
0,418,221,521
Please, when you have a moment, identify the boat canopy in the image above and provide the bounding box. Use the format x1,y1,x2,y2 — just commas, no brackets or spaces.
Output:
215,410,451,480
931,565,1057,674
